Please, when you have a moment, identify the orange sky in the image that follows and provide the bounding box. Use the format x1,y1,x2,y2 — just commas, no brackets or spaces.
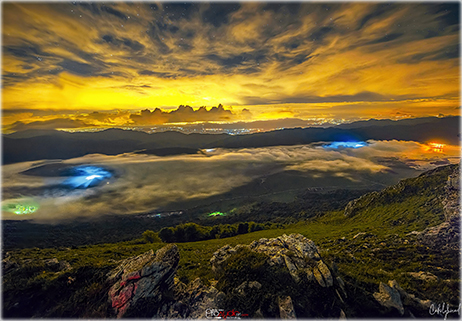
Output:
2,2,460,131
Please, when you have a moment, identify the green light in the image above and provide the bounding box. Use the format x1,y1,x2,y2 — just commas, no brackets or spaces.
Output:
208,211,225,217
2,199,39,215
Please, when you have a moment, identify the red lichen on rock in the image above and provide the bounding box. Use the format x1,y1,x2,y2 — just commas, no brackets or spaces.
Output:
112,283,135,309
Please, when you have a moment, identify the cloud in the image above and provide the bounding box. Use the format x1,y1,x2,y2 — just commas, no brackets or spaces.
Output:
1,3,459,122
2,140,459,221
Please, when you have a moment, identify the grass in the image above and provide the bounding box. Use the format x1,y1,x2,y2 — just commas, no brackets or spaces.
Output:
3,163,460,317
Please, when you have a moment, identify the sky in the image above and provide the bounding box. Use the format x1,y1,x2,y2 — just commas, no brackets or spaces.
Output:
2,2,460,131
3,139,460,221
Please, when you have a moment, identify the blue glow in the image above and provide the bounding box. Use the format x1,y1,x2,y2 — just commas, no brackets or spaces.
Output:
62,166,112,189
323,141,368,149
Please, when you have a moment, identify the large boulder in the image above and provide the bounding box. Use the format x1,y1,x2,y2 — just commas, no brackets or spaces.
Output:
373,280,433,317
211,234,334,288
107,244,179,318
373,282,404,315
210,234,347,318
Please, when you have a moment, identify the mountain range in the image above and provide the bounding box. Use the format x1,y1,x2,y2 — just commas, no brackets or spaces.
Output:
3,116,459,164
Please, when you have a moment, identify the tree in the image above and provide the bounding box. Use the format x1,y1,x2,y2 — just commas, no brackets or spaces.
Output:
159,227,175,243
142,230,162,243
237,222,249,234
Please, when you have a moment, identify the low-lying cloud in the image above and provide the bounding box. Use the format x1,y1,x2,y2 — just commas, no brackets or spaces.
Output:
2,140,459,222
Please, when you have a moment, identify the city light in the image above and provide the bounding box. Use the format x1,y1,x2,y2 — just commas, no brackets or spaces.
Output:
428,143,446,153
322,141,368,149
62,166,112,189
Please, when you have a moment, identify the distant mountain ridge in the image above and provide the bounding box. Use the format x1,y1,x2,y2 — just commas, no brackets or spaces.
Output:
3,116,459,164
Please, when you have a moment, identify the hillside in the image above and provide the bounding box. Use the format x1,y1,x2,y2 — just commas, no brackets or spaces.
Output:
2,163,460,318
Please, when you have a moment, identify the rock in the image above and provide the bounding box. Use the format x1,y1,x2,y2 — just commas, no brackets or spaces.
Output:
352,232,375,239
407,271,438,282
337,276,347,298
234,281,262,296
313,261,333,287
107,244,179,318
154,276,226,319
373,282,404,315
278,296,296,319
254,308,264,318
211,233,324,284
58,260,72,271
353,232,365,239
44,259,72,271
44,258,59,266
209,234,344,318
388,280,432,311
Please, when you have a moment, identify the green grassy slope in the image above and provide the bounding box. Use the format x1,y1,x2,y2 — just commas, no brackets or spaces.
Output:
3,164,459,318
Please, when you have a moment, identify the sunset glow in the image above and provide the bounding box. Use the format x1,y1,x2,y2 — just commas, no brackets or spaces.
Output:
2,2,460,132
428,142,447,153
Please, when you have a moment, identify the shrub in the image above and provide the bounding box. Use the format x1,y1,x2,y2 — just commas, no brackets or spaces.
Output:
142,230,162,243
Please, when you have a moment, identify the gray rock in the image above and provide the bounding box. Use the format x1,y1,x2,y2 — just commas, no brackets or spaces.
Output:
44,258,59,266
278,296,297,319
209,234,344,318
154,276,226,319
388,280,432,311
407,271,438,282
211,233,323,283
373,282,404,315
107,244,179,318
234,280,262,296
317,261,333,287
337,276,347,298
